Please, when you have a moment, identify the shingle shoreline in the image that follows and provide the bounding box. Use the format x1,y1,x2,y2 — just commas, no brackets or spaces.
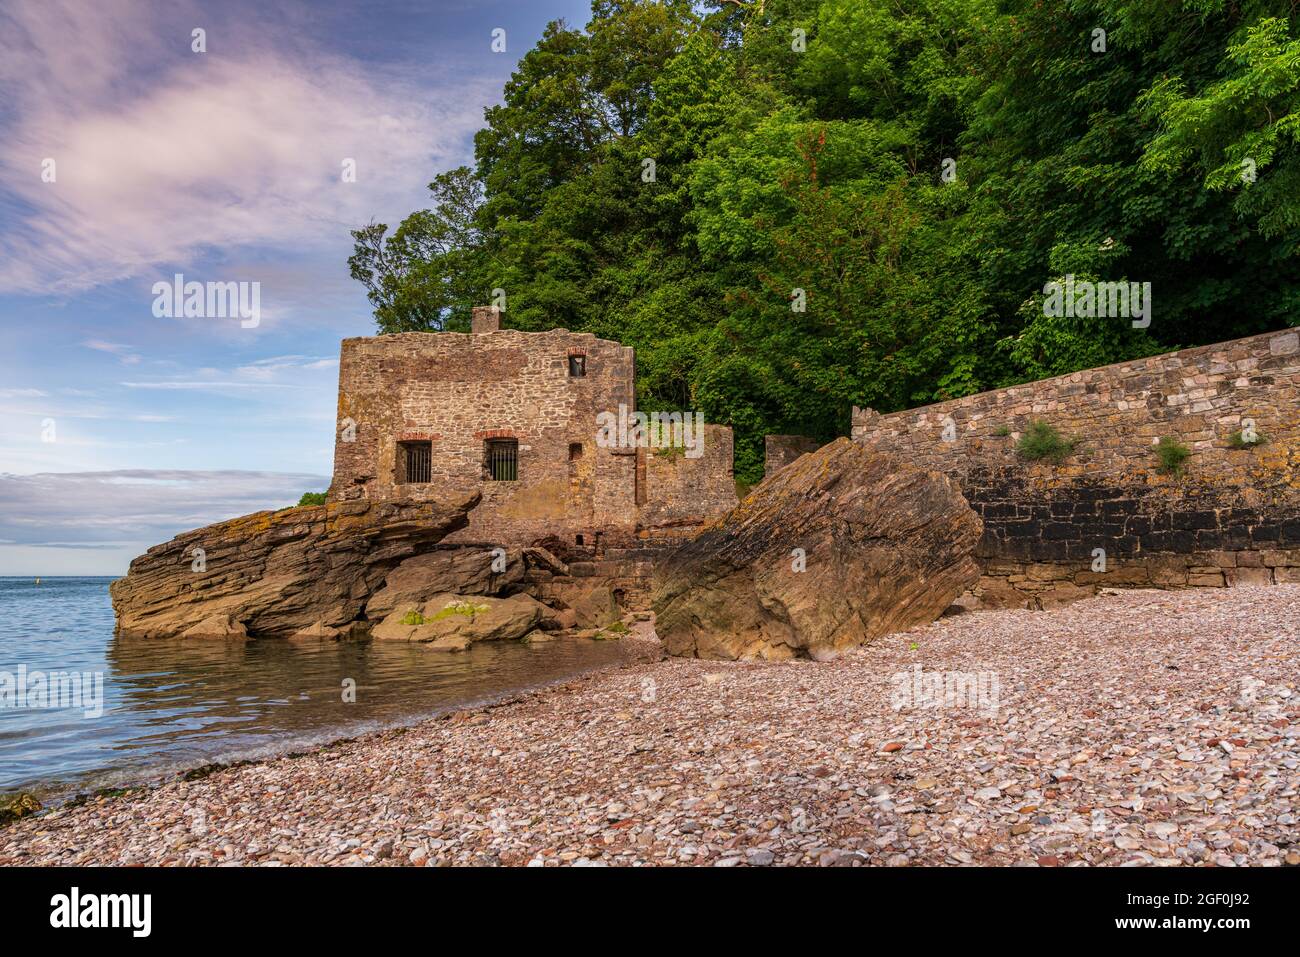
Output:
4,586,1297,867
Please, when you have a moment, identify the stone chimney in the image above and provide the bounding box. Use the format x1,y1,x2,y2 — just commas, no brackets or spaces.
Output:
471,305,500,333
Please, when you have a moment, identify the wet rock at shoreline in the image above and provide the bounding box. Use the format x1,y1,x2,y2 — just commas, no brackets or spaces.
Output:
652,437,982,660
370,593,548,644
111,495,479,639
289,622,343,641
180,614,248,640
0,793,40,826
562,584,621,630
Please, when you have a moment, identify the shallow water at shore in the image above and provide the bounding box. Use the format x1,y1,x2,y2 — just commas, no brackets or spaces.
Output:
0,577,628,801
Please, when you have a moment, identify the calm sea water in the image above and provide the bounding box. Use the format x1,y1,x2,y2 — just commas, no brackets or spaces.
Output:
0,577,627,802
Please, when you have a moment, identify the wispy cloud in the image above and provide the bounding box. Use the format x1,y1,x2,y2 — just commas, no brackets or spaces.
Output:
82,339,142,364
115,352,341,393
119,380,298,391
234,355,339,378
0,469,329,548
0,0,490,296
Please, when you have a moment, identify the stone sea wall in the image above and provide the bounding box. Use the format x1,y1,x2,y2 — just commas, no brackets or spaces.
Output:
852,329,1300,607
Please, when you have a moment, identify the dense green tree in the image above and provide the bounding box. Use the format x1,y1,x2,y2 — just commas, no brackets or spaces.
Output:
350,0,1300,484
1142,15,1300,250
348,167,486,332
963,0,1300,359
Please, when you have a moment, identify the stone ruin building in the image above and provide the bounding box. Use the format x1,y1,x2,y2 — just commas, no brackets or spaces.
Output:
111,308,828,641
326,306,756,604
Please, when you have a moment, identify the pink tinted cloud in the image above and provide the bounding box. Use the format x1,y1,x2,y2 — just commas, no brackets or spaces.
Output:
0,0,489,294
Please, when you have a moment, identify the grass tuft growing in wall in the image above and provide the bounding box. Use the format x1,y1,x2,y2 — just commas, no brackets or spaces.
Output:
1155,436,1191,475
1228,430,1268,449
1015,420,1077,464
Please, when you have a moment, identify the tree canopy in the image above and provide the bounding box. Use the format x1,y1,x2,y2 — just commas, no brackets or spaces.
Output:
350,0,1300,484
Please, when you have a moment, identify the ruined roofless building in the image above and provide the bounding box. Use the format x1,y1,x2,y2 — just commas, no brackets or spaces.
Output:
327,305,739,551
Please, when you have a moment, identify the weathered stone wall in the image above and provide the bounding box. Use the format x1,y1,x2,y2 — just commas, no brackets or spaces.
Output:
764,434,822,480
328,328,737,550
641,424,738,531
852,329,1300,607
330,329,639,546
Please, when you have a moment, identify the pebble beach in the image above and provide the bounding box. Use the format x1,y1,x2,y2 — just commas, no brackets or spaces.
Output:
3,585,1297,867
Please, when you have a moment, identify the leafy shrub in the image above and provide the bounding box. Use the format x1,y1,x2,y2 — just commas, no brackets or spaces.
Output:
1015,421,1076,464
1155,436,1191,475
992,424,1012,437
400,610,425,626
297,492,327,506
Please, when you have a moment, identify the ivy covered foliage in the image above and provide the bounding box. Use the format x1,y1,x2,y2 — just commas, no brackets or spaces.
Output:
350,1,1300,484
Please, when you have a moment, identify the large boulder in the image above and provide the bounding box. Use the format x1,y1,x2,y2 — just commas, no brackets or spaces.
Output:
652,438,982,660
557,583,621,629
370,593,548,645
111,496,479,639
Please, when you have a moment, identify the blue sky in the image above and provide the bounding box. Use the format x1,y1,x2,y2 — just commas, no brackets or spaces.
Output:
0,0,593,575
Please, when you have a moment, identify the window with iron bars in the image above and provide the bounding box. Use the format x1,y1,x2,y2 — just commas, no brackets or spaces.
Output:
399,441,431,484
485,439,518,481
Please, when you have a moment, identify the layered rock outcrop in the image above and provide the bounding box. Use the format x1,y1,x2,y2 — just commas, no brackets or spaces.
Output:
111,496,479,639
652,438,982,660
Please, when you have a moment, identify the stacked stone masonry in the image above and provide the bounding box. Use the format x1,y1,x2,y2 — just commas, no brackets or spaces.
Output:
763,434,823,481
852,329,1300,608
328,317,738,604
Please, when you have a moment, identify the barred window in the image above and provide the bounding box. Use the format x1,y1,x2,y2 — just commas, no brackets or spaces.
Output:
399,441,431,484
485,439,518,481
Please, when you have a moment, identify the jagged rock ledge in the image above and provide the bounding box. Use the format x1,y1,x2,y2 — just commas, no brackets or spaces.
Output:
111,495,481,640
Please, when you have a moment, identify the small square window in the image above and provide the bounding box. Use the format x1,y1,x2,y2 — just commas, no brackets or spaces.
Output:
398,441,431,484
568,354,586,377
568,442,583,461
484,439,518,481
